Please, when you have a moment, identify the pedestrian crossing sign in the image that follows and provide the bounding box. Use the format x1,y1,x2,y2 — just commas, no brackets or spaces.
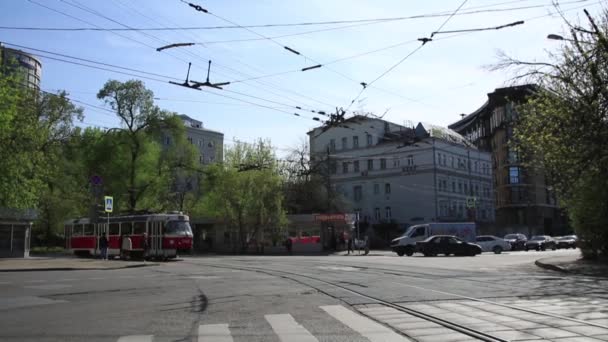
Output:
104,196,113,213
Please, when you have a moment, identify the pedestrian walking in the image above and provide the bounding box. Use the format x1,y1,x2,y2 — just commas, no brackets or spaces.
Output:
347,236,354,255
142,232,149,262
285,237,293,255
99,234,109,260
121,234,132,260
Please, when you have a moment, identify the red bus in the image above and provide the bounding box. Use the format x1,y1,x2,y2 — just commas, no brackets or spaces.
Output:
65,213,193,259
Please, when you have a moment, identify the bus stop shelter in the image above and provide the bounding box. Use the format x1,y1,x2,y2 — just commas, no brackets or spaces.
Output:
0,208,36,258
315,213,356,251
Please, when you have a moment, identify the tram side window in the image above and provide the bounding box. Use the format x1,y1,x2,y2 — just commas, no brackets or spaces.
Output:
72,225,83,237
121,222,133,235
83,224,94,235
109,223,120,235
133,222,146,234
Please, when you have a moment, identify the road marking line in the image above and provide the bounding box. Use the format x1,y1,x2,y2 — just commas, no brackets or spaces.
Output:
320,305,412,342
198,324,233,342
265,314,318,342
117,335,153,342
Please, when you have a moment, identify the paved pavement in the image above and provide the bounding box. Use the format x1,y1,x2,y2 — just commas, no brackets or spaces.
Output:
0,249,606,341
0,257,155,271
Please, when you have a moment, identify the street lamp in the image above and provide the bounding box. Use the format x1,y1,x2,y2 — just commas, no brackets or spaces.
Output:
547,34,593,45
547,34,567,41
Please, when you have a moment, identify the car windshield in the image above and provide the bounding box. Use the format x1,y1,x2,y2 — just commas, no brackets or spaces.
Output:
165,221,193,236
558,236,572,240
530,236,545,241
504,234,518,239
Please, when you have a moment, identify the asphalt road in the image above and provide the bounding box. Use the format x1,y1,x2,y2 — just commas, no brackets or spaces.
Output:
1,249,607,342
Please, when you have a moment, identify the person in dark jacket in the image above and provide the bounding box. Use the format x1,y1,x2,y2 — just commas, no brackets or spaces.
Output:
142,232,149,261
99,234,109,260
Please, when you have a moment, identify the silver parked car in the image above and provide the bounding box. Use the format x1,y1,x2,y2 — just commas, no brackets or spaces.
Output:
475,235,512,254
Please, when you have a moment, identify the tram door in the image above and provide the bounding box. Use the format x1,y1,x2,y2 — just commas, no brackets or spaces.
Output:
149,220,163,258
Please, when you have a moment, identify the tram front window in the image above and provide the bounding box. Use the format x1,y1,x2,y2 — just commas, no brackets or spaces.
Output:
165,221,193,236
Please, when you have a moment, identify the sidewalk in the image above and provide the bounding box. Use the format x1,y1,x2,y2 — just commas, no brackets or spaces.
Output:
0,256,159,272
535,254,608,277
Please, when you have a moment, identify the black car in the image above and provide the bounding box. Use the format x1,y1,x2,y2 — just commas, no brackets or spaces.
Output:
556,235,578,249
416,235,482,257
525,235,557,251
504,233,527,250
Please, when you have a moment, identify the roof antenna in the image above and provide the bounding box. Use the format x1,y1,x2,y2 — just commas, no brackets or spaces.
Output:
460,113,466,118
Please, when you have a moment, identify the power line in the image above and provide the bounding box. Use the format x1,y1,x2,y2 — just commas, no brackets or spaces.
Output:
7,0,591,32
109,0,342,114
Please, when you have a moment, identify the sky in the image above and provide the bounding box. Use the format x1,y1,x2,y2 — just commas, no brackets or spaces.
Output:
1,0,606,155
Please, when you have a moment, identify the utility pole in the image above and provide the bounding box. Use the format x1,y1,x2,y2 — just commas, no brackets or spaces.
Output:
326,145,332,212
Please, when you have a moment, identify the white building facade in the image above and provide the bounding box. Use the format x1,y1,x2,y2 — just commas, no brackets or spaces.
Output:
308,116,494,228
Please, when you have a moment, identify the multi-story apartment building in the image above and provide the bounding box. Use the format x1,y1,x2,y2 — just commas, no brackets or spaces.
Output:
163,114,224,165
448,85,567,235
0,44,42,89
308,116,494,230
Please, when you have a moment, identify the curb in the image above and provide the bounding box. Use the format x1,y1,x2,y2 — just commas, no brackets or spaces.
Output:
0,263,160,273
535,258,569,273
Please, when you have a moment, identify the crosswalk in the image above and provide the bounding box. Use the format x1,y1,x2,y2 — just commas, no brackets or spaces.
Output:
114,305,413,342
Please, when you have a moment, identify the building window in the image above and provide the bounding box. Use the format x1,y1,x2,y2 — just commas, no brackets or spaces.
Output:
509,166,520,184
393,158,400,167
329,139,336,152
443,180,447,191
385,183,391,194
380,158,386,170
354,160,360,172
353,136,359,148
187,136,193,144
330,162,337,175
342,162,348,174
458,182,462,193
199,154,204,164
437,153,441,165
508,149,519,164
374,183,380,195
452,181,456,193
442,154,446,166
475,161,478,173
165,136,171,145
354,186,362,201
341,137,347,150
366,134,372,146
385,207,392,220
368,159,374,170
208,141,215,148
407,155,414,166
464,183,468,195
451,156,454,168
374,208,380,221
475,185,479,196
199,139,203,147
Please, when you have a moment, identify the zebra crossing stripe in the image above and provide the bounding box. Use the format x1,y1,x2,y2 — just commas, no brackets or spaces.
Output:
198,324,233,342
320,305,412,342
116,335,153,342
265,314,319,342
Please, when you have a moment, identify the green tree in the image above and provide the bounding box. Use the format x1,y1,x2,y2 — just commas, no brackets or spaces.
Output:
495,9,608,258
202,139,287,253
96,79,175,213
0,74,82,211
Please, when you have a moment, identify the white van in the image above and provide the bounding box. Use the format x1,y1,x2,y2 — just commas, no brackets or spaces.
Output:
391,222,476,256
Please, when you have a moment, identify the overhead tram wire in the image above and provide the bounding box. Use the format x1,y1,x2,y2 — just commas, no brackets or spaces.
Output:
14,44,324,122
110,0,342,113
344,0,469,112
8,0,591,32
33,0,338,115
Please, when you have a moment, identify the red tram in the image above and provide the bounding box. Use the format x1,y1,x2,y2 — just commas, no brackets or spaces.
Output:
65,213,193,259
